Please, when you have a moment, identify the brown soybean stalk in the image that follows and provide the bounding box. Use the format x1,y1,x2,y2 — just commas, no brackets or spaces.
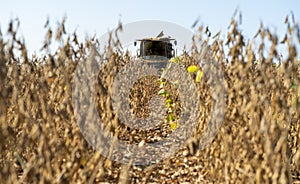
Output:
0,13,300,183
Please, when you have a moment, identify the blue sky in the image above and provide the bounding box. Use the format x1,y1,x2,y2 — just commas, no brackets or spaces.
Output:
0,0,299,55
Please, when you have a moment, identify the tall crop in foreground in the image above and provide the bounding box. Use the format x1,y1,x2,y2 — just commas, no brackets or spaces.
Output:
0,14,299,183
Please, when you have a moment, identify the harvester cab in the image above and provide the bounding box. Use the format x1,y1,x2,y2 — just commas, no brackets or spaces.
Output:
134,31,177,70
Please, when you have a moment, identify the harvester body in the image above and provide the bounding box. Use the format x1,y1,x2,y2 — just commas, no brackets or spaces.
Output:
134,33,177,71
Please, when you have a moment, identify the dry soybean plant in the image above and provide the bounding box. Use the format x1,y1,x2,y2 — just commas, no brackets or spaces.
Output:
0,14,300,183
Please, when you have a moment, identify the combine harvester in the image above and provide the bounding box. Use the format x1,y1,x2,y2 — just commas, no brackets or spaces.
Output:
134,31,177,71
